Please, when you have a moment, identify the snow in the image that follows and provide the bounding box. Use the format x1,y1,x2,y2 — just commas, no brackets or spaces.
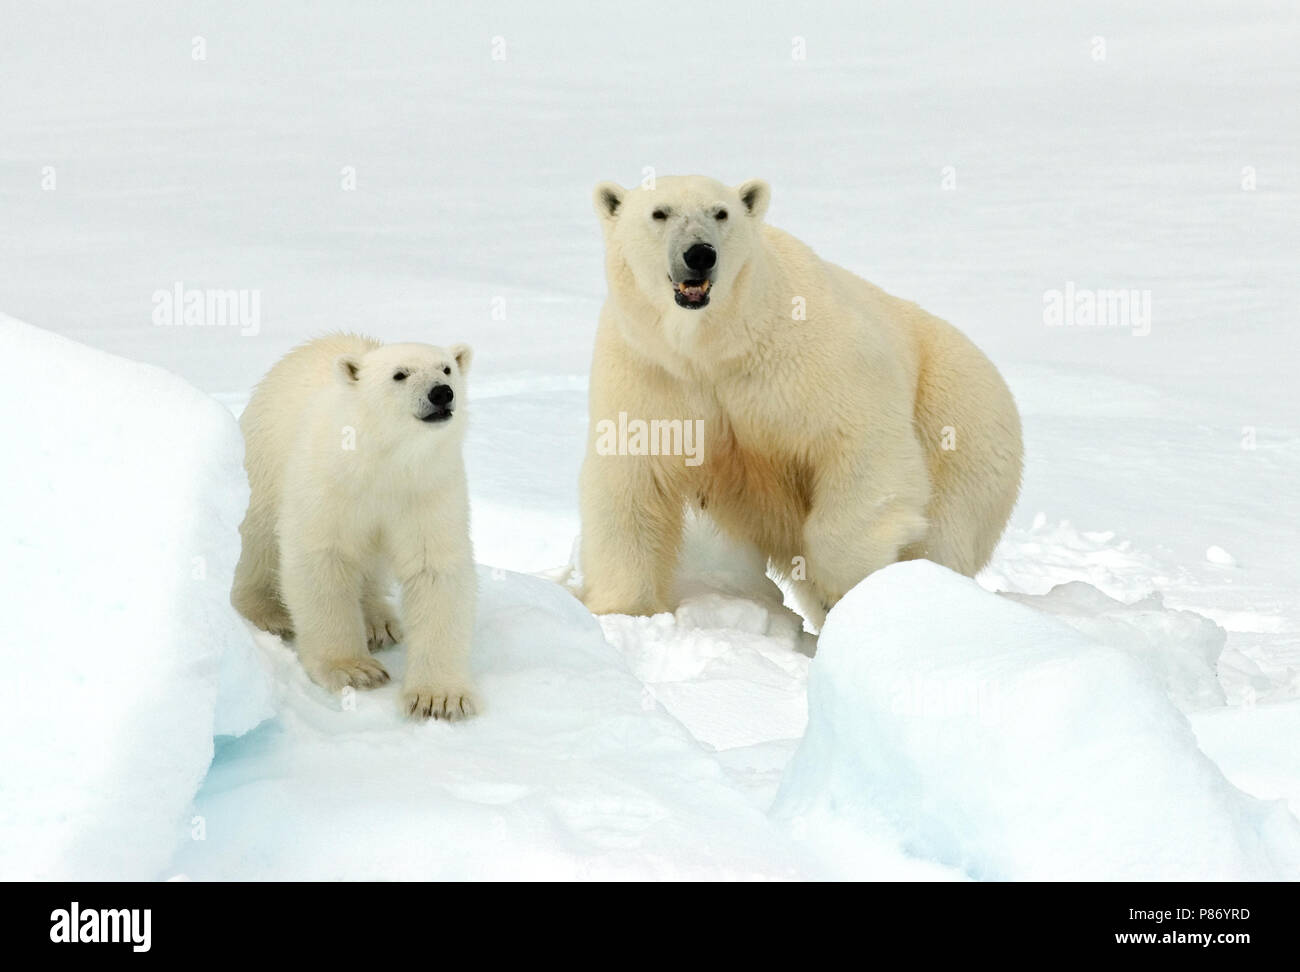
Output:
2,0,1297,879
773,561,1300,881
1206,545,1238,567
0,315,272,880
1003,582,1227,712
1191,702,1300,820
169,569,815,881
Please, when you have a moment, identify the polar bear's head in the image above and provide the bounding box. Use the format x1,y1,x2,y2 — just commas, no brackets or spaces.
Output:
593,175,771,312
334,341,472,441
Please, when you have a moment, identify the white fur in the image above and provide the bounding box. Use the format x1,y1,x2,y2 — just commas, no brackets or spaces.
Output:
232,334,478,719
580,175,1023,623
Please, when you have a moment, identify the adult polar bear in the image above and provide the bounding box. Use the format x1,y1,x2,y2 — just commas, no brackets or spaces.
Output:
579,175,1022,624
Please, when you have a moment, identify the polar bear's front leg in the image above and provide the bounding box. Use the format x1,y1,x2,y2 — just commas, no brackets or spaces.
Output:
397,559,478,721
578,453,685,616
361,569,403,652
280,546,390,691
800,446,931,613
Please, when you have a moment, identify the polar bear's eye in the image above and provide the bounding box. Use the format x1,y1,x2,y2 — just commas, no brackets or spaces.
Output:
652,209,668,221
715,209,728,221
393,371,408,381
443,366,451,375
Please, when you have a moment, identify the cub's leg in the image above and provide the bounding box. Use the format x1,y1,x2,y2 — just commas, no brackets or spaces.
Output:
231,499,294,639
280,542,389,691
395,556,478,720
361,566,403,652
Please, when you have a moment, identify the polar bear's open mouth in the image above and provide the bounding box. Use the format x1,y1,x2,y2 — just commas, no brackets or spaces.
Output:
672,279,711,309
420,407,453,423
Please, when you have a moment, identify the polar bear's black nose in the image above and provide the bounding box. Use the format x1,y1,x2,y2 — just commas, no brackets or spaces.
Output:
428,384,454,407
683,243,716,272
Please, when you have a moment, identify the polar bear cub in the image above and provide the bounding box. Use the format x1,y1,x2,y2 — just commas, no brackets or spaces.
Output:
232,334,478,720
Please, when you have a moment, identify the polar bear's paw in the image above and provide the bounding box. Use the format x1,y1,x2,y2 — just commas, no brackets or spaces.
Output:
311,656,391,692
365,612,403,652
259,617,295,641
580,589,659,617
403,684,479,721
241,603,295,641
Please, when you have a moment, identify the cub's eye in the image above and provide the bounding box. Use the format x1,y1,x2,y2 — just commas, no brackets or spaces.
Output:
716,209,728,221
652,209,668,221
443,366,451,375
393,371,408,381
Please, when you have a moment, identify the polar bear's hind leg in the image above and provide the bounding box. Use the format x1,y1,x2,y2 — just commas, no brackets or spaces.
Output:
231,501,294,639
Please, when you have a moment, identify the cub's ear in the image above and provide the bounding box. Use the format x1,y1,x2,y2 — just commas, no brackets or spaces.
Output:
451,343,473,375
735,179,771,221
335,354,362,385
593,181,625,222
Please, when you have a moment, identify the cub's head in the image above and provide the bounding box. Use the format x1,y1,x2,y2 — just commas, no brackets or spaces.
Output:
334,341,472,441
593,175,771,311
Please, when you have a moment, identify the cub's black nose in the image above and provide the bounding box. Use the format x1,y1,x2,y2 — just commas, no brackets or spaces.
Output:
428,384,454,406
683,243,716,272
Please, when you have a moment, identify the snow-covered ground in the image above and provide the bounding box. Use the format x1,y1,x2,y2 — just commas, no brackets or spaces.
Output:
1,1,1297,880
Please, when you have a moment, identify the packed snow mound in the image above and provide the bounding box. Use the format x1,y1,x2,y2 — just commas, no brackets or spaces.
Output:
1191,701,1300,818
168,569,825,880
1004,582,1227,711
773,560,1300,880
0,316,272,879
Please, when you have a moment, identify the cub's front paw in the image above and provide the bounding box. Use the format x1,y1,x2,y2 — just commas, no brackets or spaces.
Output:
259,617,295,641
242,605,295,641
403,684,479,721
307,656,390,692
365,613,403,652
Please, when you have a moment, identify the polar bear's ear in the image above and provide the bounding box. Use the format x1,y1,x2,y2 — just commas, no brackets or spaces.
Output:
593,181,625,222
735,179,771,221
451,343,473,375
335,354,362,385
